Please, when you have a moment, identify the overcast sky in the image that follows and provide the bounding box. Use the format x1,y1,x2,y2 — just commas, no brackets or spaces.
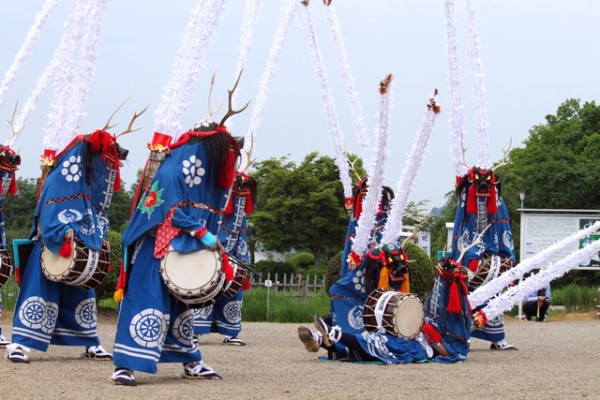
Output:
0,0,598,208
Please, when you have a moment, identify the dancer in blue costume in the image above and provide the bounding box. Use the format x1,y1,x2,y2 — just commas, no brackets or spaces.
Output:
193,171,255,346
110,120,241,386
6,131,124,363
298,256,473,364
0,145,20,348
451,167,517,350
329,180,399,335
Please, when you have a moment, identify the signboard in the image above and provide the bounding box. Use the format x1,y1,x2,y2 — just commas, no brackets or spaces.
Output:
520,213,600,270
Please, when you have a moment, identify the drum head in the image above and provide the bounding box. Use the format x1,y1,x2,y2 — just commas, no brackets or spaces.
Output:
393,295,425,339
162,250,220,291
42,243,74,278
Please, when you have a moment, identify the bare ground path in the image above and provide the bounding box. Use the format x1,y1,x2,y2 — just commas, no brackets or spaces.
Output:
0,311,598,400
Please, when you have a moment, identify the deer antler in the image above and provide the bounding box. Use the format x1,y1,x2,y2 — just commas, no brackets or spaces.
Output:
219,68,251,128
379,73,393,95
116,105,149,138
207,71,223,120
456,224,492,264
492,137,512,172
242,130,256,172
400,216,432,249
102,98,131,132
347,154,362,182
323,0,332,5
6,100,23,145
427,88,441,114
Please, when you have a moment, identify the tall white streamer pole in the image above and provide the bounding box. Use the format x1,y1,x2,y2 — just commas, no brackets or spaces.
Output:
0,0,60,109
469,221,600,309
153,0,227,138
246,0,298,151
443,0,468,176
480,239,600,322
464,0,490,167
351,75,393,256
323,2,371,175
44,0,96,151
381,93,441,244
232,0,263,110
297,3,352,199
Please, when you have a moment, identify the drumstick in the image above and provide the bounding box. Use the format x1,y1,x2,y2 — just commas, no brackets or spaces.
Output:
221,249,263,278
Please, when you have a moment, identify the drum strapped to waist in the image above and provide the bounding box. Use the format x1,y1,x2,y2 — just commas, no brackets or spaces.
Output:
467,254,511,291
221,254,248,298
41,239,110,289
363,288,425,339
0,248,13,288
160,249,225,307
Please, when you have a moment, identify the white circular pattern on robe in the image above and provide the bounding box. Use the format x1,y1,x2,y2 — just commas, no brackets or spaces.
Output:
75,298,97,329
503,230,514,250
223,300,242,324
352,269,366,293
172,310,195,345
347,305,364,330
182,155,206,188
130,308,168,348
61,155,83,182
58,209,83,224
41,301,59,334
193,304,214,320
79,209,96,236
19,296,47,329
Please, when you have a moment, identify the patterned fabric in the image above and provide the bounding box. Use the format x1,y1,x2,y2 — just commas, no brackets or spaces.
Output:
114,134,233,374
194,181,250,337
424,273,472,363
10,136,115,351
113,237,200,374
352,331,426,364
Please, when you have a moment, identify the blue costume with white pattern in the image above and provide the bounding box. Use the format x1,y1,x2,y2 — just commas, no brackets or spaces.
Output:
11,133,118,351
113,131,235,374
193,176,251,338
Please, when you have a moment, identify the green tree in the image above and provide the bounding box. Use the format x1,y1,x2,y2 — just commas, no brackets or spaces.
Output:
4,178,38,236
249,153,348,266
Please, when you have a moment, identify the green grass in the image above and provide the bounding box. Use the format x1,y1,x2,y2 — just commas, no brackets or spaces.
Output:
550,285,599,312
241,288,330,323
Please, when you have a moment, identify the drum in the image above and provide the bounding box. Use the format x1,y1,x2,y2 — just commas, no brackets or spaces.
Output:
160,249,225,306
468,254,512,291
363,289,424,339
0,248,13,288
221,255,248,298
41,239,110,289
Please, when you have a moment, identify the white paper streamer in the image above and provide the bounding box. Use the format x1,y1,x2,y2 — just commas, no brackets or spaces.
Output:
481,238,600,321
464,0,490,168
44,0,96,151
297,4,352,199
351,80,393,256
153,0,227,138
0,0,60,109
469,220,600,309
246,0,298,153
381,97,439,244
66,0,108,144
232,0,263,111
443,0,468,176
324,3,372,175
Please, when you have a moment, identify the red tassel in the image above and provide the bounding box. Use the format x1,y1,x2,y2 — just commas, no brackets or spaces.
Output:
59,239,72,258
242,277,251,291
15,266,22,286
224,195,234,215
8,174,17,195
422,322,442,345
467,259,479,273
221,252,234,282
487,184,498,213
466,184,477,214
447,281,461,313
354,191,363,219
218,149,236,188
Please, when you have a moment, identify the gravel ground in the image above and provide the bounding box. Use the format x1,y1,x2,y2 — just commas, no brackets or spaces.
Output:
0,310,598,400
